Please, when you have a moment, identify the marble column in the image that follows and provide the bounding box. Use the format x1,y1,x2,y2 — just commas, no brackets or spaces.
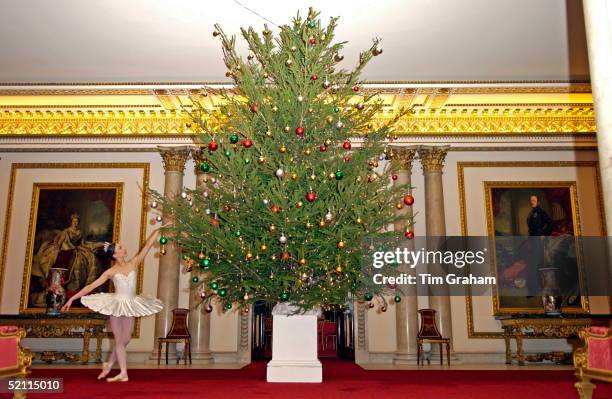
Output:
188,148,213,363
417,145,454,351
152,146,190,359
583,0,612,233
390,147,419,364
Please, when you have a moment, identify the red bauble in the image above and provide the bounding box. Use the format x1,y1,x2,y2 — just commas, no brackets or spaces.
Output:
309,37,317,45
250,104,259,113
208,141,219,151
342,141,351,150
310,74,318,81
353,85,360,92
387,282,397,289
224,204,232,212
403,194,415,206
404,230,414,239
306,191,317,202
271,204,281,213
211,218,220,226
295,126,305,136
319,144,327,152
344,156,351,162
280,252,290,261
392,175,398,181
243,139,253,148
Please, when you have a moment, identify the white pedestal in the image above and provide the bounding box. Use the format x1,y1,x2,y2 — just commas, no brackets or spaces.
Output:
266,304,322,383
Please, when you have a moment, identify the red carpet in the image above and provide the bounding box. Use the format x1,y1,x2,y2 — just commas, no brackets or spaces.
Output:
7,359,612,399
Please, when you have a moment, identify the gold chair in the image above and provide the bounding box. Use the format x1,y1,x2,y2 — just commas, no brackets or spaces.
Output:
417,309,450,366
157,308,191,365
0,326,32,399
574,326,612,399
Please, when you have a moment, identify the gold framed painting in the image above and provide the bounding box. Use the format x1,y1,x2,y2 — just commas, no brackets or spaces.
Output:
484,181,589,315
20,183,123,313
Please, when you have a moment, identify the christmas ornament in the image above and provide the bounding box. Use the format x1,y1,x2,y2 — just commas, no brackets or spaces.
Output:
208,141,219,151
306,191,317,202
225,303,233,310
284,126,291,133
290,45,297,52
159,237,168,245
356,217,364,224
160,248,167,255
342,141,351,150
392,174,398,181
353,84,360,92
280,292,290,301
310,74,318,81
224,150,231,157
368,302,375,309
319,144,327,152
326,115,334,124
243,139,253,148
309,37,316,45
200,162,211,172
291,172,298,180
309,173,316,181
356,102,364,110
205,304,213,313
244,158,251,164
325,211,333,221
296,201,303,208
318,219,326,227
295,126,305,136
308,19,316,28
218,288,227,297
155,215,163,222
192,276,199,283
257,156,265,163
344,156,351,162
404,230,415,239
334,170,344,180
334,53,344,62
279,234,287,244
279,145,287,153
275,168,284,177
335,264,343,273
263,199,270,205
364,293,374,301
372,46,383,56
394,295,401,303
403,194,414,206
201,258,211,268
297,95,304,102
210,282,219,290
250,103,259,113
260,244,268,252
299,257,307,265
212,30,220,37
150,201,158,209
322,80,331,89
280,252,290,261
395,203,404,210
305,221,313,229
337,240,346,249
181,191,188,199
272,105,278,112
286,59,293,66
381,305,388,312
271,204,281,213
334,106,340,113
269,224,276,232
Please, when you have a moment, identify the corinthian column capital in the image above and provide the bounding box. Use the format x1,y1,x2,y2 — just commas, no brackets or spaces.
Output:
417,145,450,173
158,146,190,174
389,147,417,173
191,147,209,175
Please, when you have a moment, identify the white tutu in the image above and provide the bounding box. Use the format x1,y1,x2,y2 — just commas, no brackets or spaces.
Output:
80,269,163,317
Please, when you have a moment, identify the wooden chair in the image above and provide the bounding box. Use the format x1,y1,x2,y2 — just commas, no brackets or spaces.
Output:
157,308,191,365
417,309,450,366
321,320,337,351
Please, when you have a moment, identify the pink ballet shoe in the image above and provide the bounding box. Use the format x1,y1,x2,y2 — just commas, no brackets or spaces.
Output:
106,373,128,382
97,362,111,380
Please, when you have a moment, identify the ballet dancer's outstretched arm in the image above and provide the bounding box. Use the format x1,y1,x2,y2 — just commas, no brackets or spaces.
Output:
61,270,111,312
129,222,171,267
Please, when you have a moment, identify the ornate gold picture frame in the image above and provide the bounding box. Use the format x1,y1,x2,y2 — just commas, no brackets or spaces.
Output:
484,181,589,315
20,183,123,313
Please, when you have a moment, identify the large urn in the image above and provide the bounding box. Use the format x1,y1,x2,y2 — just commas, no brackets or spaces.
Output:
46,268,68,314
539,267,562,315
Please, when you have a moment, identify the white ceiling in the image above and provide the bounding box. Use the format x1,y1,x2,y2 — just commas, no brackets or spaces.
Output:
0,0,590,83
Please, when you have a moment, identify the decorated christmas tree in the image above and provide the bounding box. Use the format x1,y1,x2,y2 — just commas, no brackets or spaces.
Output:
153,8,413,312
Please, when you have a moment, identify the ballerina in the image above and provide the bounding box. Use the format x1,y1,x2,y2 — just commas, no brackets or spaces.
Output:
61,225,167,382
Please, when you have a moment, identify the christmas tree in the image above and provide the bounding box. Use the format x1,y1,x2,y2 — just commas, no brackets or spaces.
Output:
153,8,413,312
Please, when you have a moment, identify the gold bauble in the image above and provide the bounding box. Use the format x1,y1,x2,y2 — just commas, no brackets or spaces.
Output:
356,217,363,224
266,130,273,137
286,59,293,66
299,258,307,265
260,244,268,252
291,172,298,180
279,146,287,153
328,173,335,180
309,174,316,181
308,108,314,113
198,252,206,259
337,240,346,249
271,254,277,260
395,203,404,210
296,201,303,208
335,265,343,273
284,126,291,133
319,220,326,227
272,105,278,112
304,149,311,155
160,248,167,255
290,46,297,52
356,176,362,182
301,272,308,280
246,252,253,260
325,139,332,146
258,156,266,164
326,116,334,124
263,72,269,79
269,224,276,232
289,157,295,162
305,221,313,229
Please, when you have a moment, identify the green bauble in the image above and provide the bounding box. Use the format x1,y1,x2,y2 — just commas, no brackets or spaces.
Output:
224,150,231,157
308,20,316,28
159,236,168,245
364,293,373,301
394,295,402,303
244,158,251,164
225,303,233,310
280,292,290,301
210,282,219,290
334,170,344,180
334,106,340,113
200,258,211,269
182,254,188,261
218,288,227,297
191,276,199,283
230,134,239,144
199,162,211,172
235,230,241,237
